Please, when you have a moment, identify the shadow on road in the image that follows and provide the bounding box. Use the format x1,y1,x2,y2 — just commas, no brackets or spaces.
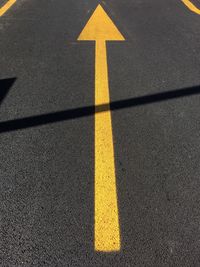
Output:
0,84,200,133
0,78,16,106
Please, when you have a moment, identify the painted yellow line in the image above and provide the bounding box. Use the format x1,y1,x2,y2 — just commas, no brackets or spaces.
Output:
0,0,16,17
94,40,121,252
78,5,124,252
182,0,200,14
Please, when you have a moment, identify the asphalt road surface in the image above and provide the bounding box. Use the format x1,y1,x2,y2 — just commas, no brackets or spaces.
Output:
1,0,200,266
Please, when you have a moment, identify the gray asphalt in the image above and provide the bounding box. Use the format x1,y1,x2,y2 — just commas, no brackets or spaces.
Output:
1,0,200,266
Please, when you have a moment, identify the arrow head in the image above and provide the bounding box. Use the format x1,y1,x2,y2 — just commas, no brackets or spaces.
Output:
78,4,125,41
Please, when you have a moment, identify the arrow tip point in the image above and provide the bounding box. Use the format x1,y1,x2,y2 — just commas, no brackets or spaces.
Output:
78,4,125,41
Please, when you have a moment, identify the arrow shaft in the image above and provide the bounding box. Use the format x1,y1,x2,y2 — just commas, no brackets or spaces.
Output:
95,41,120,251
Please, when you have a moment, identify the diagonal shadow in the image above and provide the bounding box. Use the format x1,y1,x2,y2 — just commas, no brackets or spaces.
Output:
0,84,200,134
0,78,16,106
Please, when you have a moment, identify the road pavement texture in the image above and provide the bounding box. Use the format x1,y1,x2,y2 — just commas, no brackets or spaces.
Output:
1,0,200,266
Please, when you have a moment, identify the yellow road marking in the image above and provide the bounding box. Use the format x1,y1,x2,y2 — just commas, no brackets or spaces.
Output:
182,0,200,14
0,0,16,17
78,5,124,252
94,40,121,252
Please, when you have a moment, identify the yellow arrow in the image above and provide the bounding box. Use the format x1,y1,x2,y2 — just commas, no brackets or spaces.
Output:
0,0,16,17
78,4,124,252
182,0,200,14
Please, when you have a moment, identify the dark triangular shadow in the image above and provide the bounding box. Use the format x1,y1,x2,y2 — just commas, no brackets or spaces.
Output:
0,78,16,106
0,84,200,134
